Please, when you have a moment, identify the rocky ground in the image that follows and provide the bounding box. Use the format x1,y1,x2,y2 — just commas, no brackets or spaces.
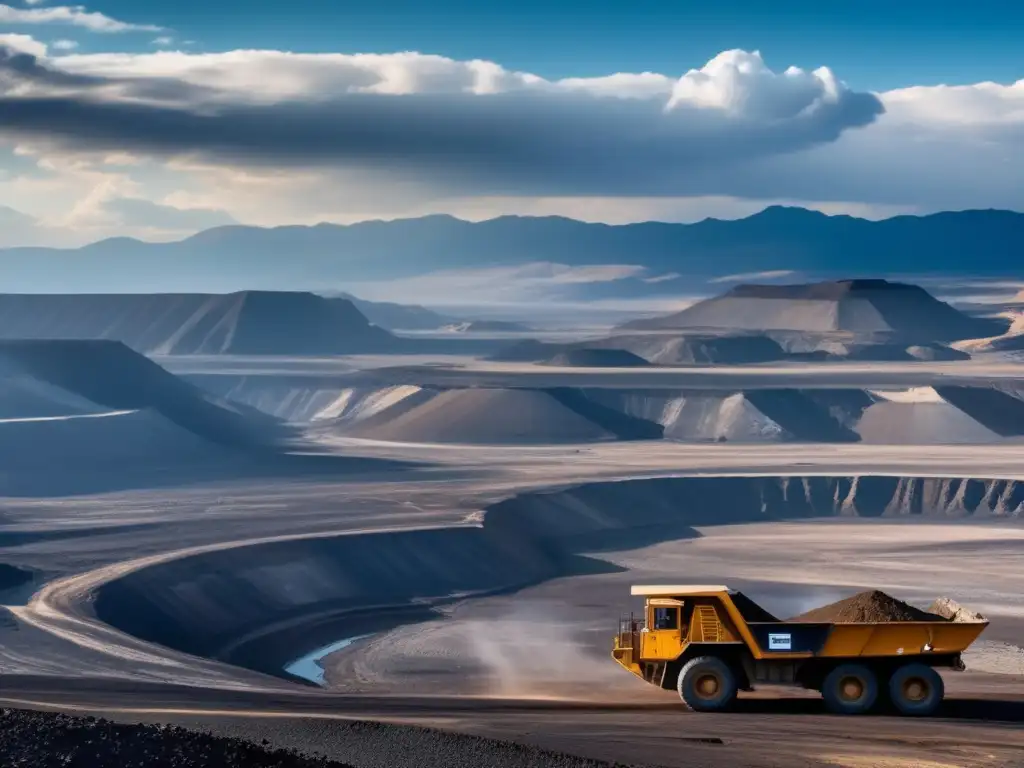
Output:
0,708,636,768
0,709,357,768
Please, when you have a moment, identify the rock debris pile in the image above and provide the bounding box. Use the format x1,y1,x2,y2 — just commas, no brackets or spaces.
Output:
928,596,986,623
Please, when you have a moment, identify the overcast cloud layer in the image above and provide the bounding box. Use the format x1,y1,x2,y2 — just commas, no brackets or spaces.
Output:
0,46,883,195
0,27,1022,246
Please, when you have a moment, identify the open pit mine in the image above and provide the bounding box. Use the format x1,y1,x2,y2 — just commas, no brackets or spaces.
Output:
1,280,1023,768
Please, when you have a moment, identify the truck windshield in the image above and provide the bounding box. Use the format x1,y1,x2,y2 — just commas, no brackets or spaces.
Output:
653,607,678,630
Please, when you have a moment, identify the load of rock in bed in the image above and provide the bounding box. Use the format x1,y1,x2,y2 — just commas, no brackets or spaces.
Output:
789,590,946,623
0,709,355,768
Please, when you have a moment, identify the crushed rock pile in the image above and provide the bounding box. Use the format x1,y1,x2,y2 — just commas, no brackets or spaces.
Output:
0,709,356,768
790,590,945,623
928,596,986,623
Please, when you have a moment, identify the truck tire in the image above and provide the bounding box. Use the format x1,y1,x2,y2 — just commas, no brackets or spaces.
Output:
677,656,737,712
889,663,944,716
821,663,878,715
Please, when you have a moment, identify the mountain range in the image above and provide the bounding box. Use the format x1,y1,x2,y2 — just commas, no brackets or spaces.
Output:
0,207,1022,294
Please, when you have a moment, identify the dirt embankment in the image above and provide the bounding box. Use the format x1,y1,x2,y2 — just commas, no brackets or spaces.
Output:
341,387,663,443
199,372,1024,445
0,339,286,447
90,473,1024,682
0,341,410,495
579,388,859,443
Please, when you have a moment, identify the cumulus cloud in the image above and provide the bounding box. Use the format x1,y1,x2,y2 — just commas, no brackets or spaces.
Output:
0,41,1022,235
0,44,108,93
52,39,78,50
0,47,883,198
0,4,161,33
0,33,46,57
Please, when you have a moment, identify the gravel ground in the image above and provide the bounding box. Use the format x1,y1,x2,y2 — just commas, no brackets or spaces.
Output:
0,709,356,768
0,708,638,768
129,714,642,768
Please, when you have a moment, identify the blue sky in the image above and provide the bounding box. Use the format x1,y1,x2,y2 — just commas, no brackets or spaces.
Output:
52,0,1024,90
0,0,1022,246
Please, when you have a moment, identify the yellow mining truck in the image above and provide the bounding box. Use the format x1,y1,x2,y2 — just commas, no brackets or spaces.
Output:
612,585,988,716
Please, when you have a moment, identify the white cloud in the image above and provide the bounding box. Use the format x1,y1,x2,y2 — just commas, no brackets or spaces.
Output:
668,50,843,119
881,79,1024,127
0,41,1021,239
0,32,46,56
0,4,161,33
24,0,49,5
151,35,173,47
709,270,798,284
57,169,234,233
0,47,883,206
52,38,78,50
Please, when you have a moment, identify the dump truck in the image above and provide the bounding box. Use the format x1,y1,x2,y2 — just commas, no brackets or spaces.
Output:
612,585,988,716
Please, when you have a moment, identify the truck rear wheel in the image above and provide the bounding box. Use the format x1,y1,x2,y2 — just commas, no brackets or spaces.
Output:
677,656,737,712
889,663,944,716
822,663,878,715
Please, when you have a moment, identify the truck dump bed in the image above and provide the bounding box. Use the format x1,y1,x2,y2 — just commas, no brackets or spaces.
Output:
749,617,987,658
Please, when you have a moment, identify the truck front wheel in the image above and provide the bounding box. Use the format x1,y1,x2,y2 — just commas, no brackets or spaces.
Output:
677,656,738,712
889,663,944,716
821,663,879,715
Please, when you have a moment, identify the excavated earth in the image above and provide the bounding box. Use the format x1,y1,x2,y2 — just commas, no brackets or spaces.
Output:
188,366,1024,446
4,344,1024,768
790,590,946,623
90,474,1024,683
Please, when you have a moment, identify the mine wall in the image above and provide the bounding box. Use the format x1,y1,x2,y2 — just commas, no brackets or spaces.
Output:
93,474,1024,678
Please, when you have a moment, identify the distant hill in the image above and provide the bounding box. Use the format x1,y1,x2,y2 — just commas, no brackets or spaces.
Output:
0,339,285,446
440,320,533,333
544,348,650,367
489,333,787,365
1,208,1024,292
332,293,455,330
0,292,397,355
620,279,1008,341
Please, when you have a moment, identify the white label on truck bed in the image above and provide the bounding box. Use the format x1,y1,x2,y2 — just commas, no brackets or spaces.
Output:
768,633,792,650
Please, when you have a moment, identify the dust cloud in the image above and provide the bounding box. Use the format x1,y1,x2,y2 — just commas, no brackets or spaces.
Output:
460,604,630,701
